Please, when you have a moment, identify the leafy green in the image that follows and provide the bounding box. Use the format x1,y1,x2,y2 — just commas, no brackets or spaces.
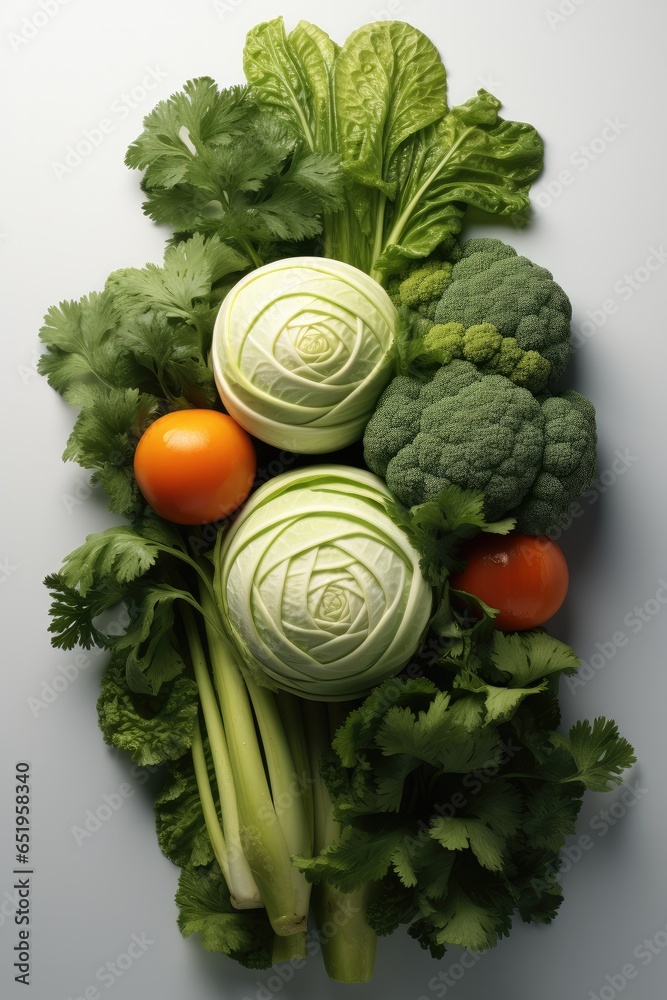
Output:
113,583,191,695
38,292,130,401
244,19,339,153
155,749,215,867
43,573,125,650
97,657,198,765
296,622,635,955
334,21,447,196
176,863,273,968
373,92,543,279
126,76,344,265
244,18,543,282
547,718,637,792
58,525,166,595
489,631,581,687
62,386,158,517
385,485,515,587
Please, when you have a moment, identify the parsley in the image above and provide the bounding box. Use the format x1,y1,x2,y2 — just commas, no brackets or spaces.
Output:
125,77,344,268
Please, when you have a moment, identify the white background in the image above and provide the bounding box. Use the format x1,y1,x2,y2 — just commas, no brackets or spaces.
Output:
1,1,665,998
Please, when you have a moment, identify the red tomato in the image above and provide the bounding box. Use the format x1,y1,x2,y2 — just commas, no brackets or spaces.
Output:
450,533,569,631
134,409,256,525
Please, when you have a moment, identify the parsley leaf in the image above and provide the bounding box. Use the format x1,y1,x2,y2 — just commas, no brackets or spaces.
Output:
155,747,216,868
43,572,125,650
62,386,158,517
386,485,514,588
176,862,273,968
549,717,637,792
489,631,580,688
38,292,133,401
59,525,166,596
97,657,198,766
126,77,344,265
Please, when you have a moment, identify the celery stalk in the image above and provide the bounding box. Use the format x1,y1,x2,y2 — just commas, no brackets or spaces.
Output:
305,703,378,983
199,584,310,937
184,608,262,908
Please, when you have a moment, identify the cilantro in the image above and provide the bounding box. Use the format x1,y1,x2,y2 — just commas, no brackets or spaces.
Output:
38,292,132,401
125,77,344,267
62,386,158,517
386,485,515,588
548,717,637,792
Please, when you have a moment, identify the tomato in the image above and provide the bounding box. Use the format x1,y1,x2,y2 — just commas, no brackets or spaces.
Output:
450,533,569,631
134,409,256,525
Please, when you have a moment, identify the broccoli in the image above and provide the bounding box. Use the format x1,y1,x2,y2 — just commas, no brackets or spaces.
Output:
363,359,596,535
387,258,453,333
388,238,573,386
406,321,552,394
435,238,572,382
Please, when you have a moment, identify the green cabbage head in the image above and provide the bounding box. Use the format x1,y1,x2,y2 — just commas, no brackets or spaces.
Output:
211,257,396,453
214,466,433,700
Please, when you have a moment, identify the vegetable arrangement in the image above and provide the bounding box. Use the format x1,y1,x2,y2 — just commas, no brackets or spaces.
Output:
40,17,634,984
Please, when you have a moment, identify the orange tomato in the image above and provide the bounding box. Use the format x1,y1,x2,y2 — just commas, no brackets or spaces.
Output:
450,533,569,631
134,409,256,525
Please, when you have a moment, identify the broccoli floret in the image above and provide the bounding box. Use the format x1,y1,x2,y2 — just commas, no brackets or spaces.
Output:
363,359,596,535
434,238,572,382
418,322,551,393
387,258,453,331
511,390,597,533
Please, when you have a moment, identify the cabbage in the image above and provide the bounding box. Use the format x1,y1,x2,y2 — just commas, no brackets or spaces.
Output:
214,466,433,700
211,257,396,453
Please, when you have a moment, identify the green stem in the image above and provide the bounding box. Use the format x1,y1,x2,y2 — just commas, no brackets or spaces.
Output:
246,678,313,866
190,716,230,886
276,693,315,852
271,931,308,964
370,192,387,279
305,703,377,983
183,608,262,909
199,584,310,937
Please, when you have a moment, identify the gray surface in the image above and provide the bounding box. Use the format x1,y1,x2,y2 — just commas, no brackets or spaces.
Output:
1,0,665,997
